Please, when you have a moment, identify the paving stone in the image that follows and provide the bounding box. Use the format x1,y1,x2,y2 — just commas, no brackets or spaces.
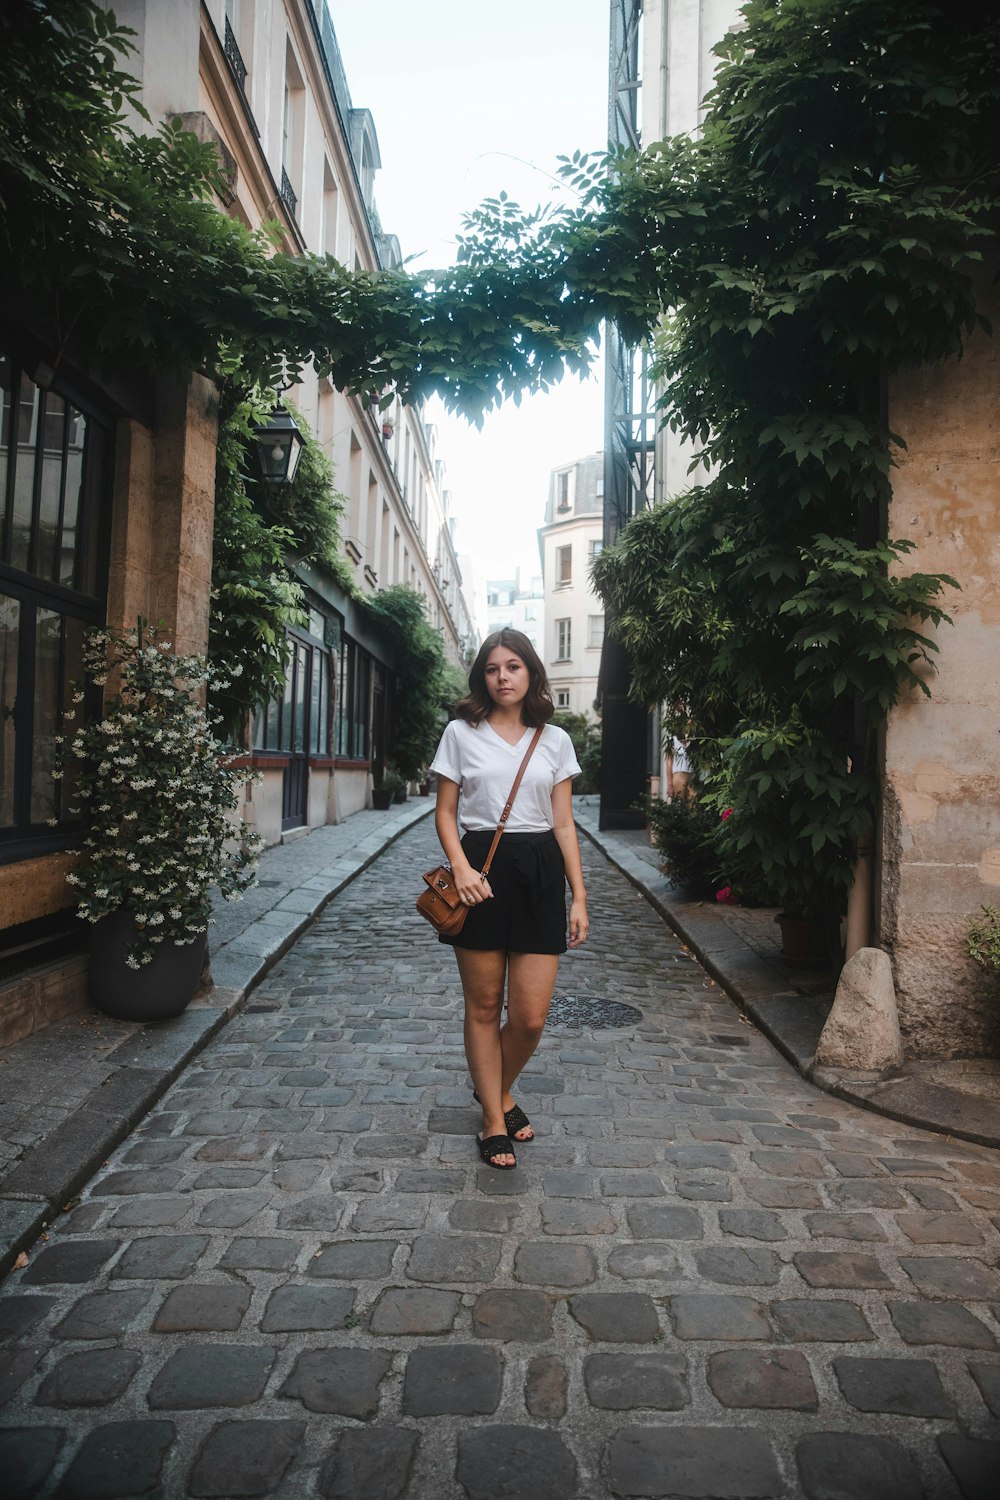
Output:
513,1242,597,1287
0,1344,44,1404
475,1164,529,1194
403,1344,502,1416
449,1200,520,1233
796,1432,925,1499
600,1171,666,1197
905,1184,959,1211
309,1240,397,1279
627,1204,703,1240
771,1299,874,1343
197,1191,273,1228
318,1428,418,1500
668,1294,772,1341
51,1204,108,1236
888,1301,997,1350
92,1168,184,1196
189,1419,305,1497
541,1170,595,1197
606,1426,781,1499
405,1235,501,1283
900,1256,1000,1300
148,1344,275,1408
694,1245,780,1286
112,1234,209,1280
525,1355,567,1420
275,1195,345,1231
53,1290,150,1341
56,1420,174,1499
881,1157,953,1178
825,1180,905,1209
0,1426,64,1498
351,1194,429,1232
588,1142,658,1168
833,1356,954,1417
718,1209,786,1241
896,1212,984,1245
937,1434,1000,1500
35,1348,140,1408
279,1348,391,1418
153,1284,251,1332
793,1251,893,1289
707,1347,818,1410
539,1198,618,1235
607,1242,679,1280
369,1287,459,1335
0,1294,54,1338
745,1179,822,1209
804,1212,887,1242
968,1360,1000,1417
750,1149,825,1179
108,1196,190,1228
197,1135,272,1162
219,1237,299,1272
272,1161,324,1191
355,1132,425,1159
665,1143,735,1171
569,1292,659,1342
456,1425,577,1500
473,1289,553,1341
394,1168,465,1194
261,1284,355,1332
21,1240,118,1286
674,1176,732,1202
584,1351,689,1410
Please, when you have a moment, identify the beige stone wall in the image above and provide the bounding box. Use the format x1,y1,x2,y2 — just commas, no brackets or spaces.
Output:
881,278,1000,1058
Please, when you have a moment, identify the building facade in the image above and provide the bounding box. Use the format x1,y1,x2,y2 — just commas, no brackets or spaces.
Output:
484,570,545,656
540,453,604,718
0,0,476,1046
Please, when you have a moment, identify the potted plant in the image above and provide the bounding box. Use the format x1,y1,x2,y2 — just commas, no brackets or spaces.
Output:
59,622,262,1020
382,765,407,804
371,776,393,811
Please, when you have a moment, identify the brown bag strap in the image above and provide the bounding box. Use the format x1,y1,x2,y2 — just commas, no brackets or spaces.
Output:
479,725,545,881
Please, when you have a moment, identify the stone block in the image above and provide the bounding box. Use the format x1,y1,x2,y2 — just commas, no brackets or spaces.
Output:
707,1348,818,1410
888,1300,997,1349
540,1198,618,1235
57,1420,174,1499
153,1284,250,1333
456,1426,577,1500
938,1434,1000,1500
279,1348,390,1419
607,1243,679,1280
606,1426,781,1499
833,1356,954,1417
771,1299,874,1343
526,1355,567,1420
793,1252,892,1289
667,1295,772,1341
569,1293,659,1343
318,1428,418,1500
369,1288,459,1336
815,948,903,1070
148,1345,275,1408
219,1238,299,1272
53,1290,151,1341
112,1235,208,1281
35,1348,140,1408
21,1240,118,1286
472,1289,553,1341
900,1255,1000,1300
402,1345,501,1417
309,1241,396,1280
627,1205,703,1240
405,1235,500,1283
261,1285,355,1333
796,1433,924,1500
0,1294,55,1338
584,1352,688,1411
189,1420,305,1498
513,1242,596,1287
718,1209,787,1242
0,1427,65,1498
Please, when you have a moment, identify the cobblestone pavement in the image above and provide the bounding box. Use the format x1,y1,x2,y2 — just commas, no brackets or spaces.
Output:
2,822,1000,1498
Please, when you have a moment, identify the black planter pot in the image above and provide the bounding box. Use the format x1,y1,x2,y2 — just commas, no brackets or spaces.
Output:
372,788,393,810
89,910,208,1021
392,788,407,804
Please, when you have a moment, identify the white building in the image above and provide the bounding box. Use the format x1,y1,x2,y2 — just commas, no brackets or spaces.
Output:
540,454,604,717
116,0,477,840
485,570,545,656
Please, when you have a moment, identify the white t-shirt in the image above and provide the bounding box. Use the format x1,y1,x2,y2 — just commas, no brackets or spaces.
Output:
430,719,582,833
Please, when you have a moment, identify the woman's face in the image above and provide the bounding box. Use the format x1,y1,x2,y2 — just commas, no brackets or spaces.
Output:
483,646,530,710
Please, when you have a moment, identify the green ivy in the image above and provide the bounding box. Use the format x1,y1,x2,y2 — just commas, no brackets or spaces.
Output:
361,586,452,780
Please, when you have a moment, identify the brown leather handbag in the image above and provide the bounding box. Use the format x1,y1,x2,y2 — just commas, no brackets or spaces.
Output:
416,725,544,936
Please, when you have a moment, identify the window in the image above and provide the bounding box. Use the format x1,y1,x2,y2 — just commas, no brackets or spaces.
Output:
555,545,572,586
588,615,605,649
281,42,305,214
321,158,339,258
1,350,110,855
555,690,570,709
334,637,372,759
252,607,332,759
556,470,571,512
556,618,571,660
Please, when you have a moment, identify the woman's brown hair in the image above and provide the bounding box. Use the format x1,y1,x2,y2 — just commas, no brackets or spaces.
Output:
455,629,554,728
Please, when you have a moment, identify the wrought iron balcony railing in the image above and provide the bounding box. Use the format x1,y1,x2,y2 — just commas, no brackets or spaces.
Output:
223,17,248,94
279,166,298,221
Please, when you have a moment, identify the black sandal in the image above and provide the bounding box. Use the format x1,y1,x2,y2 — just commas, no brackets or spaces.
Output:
473,1089,533,1142
477,1133,517,1170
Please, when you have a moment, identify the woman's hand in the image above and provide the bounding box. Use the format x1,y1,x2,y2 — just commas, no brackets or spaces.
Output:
453,862,493,906
568,897,589,948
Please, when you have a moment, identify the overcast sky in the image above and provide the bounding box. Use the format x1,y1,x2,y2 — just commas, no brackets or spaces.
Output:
327,0,610,606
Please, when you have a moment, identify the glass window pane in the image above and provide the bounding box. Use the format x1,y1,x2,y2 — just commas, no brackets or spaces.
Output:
60,408,87,589
265,692,280,748
0,594,19,827
31,608,61,824
293,644,307,753
252,706,267,749
318,654,329,755
39,393,66,580
11,372,39,572
75,416,103,595
0,354,12,545
58,615,85,820
309,648,322,754
279,649,294,752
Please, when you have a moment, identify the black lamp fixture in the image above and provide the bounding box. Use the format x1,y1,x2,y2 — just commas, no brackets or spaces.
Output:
254,403,304,485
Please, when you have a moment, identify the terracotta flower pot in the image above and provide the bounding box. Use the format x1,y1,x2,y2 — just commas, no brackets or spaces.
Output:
775,912,830,966
89,910,207,1021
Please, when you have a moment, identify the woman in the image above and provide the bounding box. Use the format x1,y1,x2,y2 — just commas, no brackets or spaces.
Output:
430,629,589,1169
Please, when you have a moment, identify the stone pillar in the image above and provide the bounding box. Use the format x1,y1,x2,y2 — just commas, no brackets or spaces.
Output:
880,272,1000,1058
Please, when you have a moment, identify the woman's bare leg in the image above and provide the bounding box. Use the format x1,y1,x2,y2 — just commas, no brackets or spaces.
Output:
501,952,560,1139
455,947,514,1165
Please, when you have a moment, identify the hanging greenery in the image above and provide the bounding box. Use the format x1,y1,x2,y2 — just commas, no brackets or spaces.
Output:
362,586,453,780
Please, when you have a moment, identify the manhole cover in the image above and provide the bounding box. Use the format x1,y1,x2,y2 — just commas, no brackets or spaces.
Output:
548,994,643,1030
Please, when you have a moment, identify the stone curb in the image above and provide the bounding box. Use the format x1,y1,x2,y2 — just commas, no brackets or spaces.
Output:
574,813,1000,1152
0,801,435,1278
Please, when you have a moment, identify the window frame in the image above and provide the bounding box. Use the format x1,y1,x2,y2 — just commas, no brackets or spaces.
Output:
556,617,572,661
555,544,572,587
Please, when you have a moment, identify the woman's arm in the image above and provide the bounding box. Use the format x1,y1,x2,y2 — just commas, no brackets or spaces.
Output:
434,776,493,905
551,778,589,948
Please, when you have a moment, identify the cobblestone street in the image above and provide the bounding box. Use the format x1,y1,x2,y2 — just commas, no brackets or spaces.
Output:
2,820,999,1498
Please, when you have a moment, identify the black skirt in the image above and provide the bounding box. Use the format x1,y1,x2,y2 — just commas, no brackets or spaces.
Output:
439,829,567,954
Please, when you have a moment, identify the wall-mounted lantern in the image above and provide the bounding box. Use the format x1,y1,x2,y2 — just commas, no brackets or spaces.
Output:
254,404,304,485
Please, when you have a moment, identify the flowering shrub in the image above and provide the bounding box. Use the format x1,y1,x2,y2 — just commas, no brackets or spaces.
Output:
58,622,262,967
